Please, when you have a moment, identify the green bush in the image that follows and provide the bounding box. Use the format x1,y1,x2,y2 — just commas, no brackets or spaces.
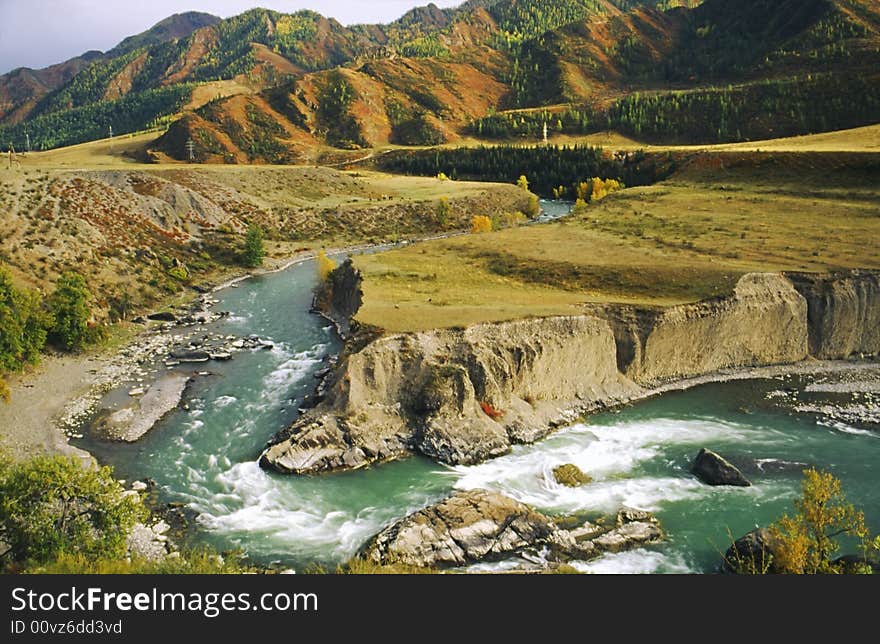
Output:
0,453,146,570
47,271,97,352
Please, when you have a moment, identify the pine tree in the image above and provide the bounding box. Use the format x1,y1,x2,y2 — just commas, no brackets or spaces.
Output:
242,224,265,268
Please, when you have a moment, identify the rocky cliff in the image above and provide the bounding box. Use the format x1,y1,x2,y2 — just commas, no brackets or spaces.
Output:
260,270,880,475
787,271,880,359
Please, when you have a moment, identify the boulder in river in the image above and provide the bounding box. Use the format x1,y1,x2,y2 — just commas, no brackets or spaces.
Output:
359,489,663,569
552,463,592,487
722,527,783,574
691,448,752,487
361,489,556,567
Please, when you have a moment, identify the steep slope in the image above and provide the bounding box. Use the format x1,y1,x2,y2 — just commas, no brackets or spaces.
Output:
472,0,880,142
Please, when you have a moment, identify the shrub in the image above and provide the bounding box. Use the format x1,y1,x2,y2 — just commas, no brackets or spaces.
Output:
769,469,873,574
0,453,146,569
436,172,449,181
471,215,493,234
516,175,529,191
572,198,589,215
525,193,541,218
167,266,190,282
591,177,622,202
0,265,51,381
435,197,452,227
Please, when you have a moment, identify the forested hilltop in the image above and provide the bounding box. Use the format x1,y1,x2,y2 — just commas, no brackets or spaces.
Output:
1,0,878,156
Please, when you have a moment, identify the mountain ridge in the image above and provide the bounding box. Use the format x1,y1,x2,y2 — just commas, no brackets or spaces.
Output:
2,0,878,154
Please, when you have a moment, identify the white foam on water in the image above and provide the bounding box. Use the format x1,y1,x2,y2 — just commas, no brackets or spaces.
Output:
819,420,879,439
259,349,323,401
449,418,769,513
194,462,435,560
214,395,238,408
573,549,695,575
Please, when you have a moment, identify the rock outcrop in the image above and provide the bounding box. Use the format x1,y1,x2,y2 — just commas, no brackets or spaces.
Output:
261,315,637,473
622,273,809,384
723,528,783,574
359,489,662,568
691,448,752,487
262,271,880,475
313,258,363,339
787,271,880,359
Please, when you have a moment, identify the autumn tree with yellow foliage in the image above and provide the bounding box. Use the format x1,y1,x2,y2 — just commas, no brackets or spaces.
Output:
317,250,338,282
770,469,874,574
471,215,493,233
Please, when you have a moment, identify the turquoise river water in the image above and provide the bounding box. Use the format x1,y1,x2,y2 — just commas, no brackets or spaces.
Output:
78,213,879,574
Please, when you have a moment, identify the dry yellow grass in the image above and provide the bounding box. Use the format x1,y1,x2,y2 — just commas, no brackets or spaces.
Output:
355,155,880,333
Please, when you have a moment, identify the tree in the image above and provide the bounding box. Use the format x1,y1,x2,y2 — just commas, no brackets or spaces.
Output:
242,224,265,268
516,174,530,191
47,271,93,352
471,215,493,234
769,469,872,574
572,198,589,215
435,197,452,228
525,193,541,218
0,452,146,569
317,250,337,282
0,265,50,377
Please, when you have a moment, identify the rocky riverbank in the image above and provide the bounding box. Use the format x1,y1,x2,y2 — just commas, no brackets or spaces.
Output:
262,270,880,475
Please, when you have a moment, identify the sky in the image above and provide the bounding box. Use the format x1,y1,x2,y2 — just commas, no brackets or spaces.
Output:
0,0,463,74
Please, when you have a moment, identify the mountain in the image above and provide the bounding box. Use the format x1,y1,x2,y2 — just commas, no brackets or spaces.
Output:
1,0,878,155
0,12,219,131
108,12,221,57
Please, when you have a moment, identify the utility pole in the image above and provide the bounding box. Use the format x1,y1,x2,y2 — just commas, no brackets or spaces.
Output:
543,121,548,145
25,132,30,154
185,139,196,162
108,124,114,152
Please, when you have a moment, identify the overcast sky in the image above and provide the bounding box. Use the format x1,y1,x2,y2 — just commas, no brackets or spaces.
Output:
0,1,463,74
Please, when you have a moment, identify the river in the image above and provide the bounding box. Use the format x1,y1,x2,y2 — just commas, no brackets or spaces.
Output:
77,204,880,574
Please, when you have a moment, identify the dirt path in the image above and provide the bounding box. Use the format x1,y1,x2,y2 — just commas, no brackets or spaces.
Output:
0,354,99,465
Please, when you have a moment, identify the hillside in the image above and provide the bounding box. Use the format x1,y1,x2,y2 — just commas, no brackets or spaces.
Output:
0,1,696,152
0,163,531,320
2,0,879,156
0,12,219,129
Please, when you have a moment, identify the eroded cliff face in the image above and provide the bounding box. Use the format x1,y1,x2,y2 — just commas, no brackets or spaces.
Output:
260,271,880,475
620,273,810,384
787,271,880,359
261,315,637,473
